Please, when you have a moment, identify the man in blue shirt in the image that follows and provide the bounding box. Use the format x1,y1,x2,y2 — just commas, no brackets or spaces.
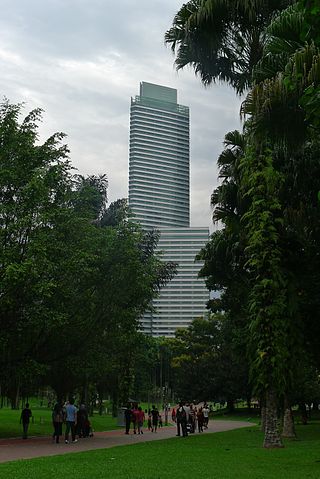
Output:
65,399,78,444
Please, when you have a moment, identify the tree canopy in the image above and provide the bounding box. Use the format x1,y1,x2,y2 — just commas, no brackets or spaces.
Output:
0,100,176,408
168,0,320,447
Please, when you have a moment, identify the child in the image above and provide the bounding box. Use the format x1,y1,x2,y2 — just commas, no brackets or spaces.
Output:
158,414,163,427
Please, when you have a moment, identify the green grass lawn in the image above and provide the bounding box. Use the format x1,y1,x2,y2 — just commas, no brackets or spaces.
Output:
0,406,120,439
1,423,320,478
0,399,172,439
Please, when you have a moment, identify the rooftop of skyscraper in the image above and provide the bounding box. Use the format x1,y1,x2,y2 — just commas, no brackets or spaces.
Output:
131,81,189,116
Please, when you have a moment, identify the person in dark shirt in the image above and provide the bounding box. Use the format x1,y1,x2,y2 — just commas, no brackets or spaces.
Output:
52,402,64,443
176,402,188,437
77,404,89,438
151,405,159,433
20,403,32,439
124,404,132,434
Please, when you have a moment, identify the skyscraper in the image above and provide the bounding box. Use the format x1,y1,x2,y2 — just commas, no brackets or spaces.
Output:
129,82,209,337
129,82,189,228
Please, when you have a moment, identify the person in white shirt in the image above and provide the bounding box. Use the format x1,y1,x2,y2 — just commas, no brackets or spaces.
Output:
203,404,209,429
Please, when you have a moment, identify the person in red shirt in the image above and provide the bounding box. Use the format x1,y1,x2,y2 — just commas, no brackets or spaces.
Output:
137,407,145,434
171,407,176,423
132,404,140,434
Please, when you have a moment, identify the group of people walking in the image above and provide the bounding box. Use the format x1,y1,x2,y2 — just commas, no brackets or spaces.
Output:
20,399,210,443
124,401,210,438
125,403,163,435
52,399,93,444
172,402,210,437
20,399,92,443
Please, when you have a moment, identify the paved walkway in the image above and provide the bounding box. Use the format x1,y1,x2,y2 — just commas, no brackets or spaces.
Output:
0,420,253,464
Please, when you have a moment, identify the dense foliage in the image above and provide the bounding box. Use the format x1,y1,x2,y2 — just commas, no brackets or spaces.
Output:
0,101,176,409
167,0,320,447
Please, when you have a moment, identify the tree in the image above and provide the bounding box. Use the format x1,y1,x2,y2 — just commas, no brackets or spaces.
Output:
165,0,294,94
0,101,177,408
240,1,320,444
0,101,73,404
170,314,250,406
168,0,320,448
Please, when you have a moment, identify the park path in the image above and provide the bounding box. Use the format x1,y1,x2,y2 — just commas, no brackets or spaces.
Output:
0,420,253,464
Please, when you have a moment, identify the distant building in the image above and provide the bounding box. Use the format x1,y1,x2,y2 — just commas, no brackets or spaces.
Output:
129,82,190,228
129,82,209,337
142,227,210,336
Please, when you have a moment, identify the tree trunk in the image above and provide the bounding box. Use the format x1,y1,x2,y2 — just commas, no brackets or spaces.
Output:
299,402,308,425
226,399,234,413
307,402,312,420
263,389,283,448
282,396,296,438
260,395,266,432
10,383,20,409
112,390,118,418
260,405,266,432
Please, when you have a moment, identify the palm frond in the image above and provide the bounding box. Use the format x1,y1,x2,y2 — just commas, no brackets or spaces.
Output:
242,42,320,146
267,3,304,42
165,0,294,94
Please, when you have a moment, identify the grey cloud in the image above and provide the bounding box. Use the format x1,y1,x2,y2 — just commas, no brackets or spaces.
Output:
0,0,243,229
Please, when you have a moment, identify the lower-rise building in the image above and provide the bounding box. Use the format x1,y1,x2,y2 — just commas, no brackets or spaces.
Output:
141,227,209,337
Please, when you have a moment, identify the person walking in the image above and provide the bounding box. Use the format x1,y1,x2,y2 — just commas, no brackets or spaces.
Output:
194,406,198,432
197,407,204,433
65,399,78,444
176,402,187,437
52,402,64,444
203,404,209,429
77,404,88,438
184,403,190,424
151,405,159,432
20,403,32,439
147,409,152,431
171,407,176,423
132,403,139,434
124,404,132,434
189,404,195,433
137,407,145,434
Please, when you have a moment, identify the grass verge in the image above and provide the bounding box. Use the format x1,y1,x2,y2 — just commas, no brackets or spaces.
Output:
1,423,320,478
0,407,120,438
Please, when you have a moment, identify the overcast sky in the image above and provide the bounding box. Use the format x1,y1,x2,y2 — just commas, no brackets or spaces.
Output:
0,0,242,228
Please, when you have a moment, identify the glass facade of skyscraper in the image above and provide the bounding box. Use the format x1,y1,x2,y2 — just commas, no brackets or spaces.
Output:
141,227,209,336
129,82,209,337
129,82,190,228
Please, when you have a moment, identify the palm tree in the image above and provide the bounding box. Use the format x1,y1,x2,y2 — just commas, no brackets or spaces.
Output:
198,129,250,391
167,0,317,448
242,4,320,147
165,0,294,94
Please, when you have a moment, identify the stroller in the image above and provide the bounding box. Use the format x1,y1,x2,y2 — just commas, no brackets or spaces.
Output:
186,419,195,433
